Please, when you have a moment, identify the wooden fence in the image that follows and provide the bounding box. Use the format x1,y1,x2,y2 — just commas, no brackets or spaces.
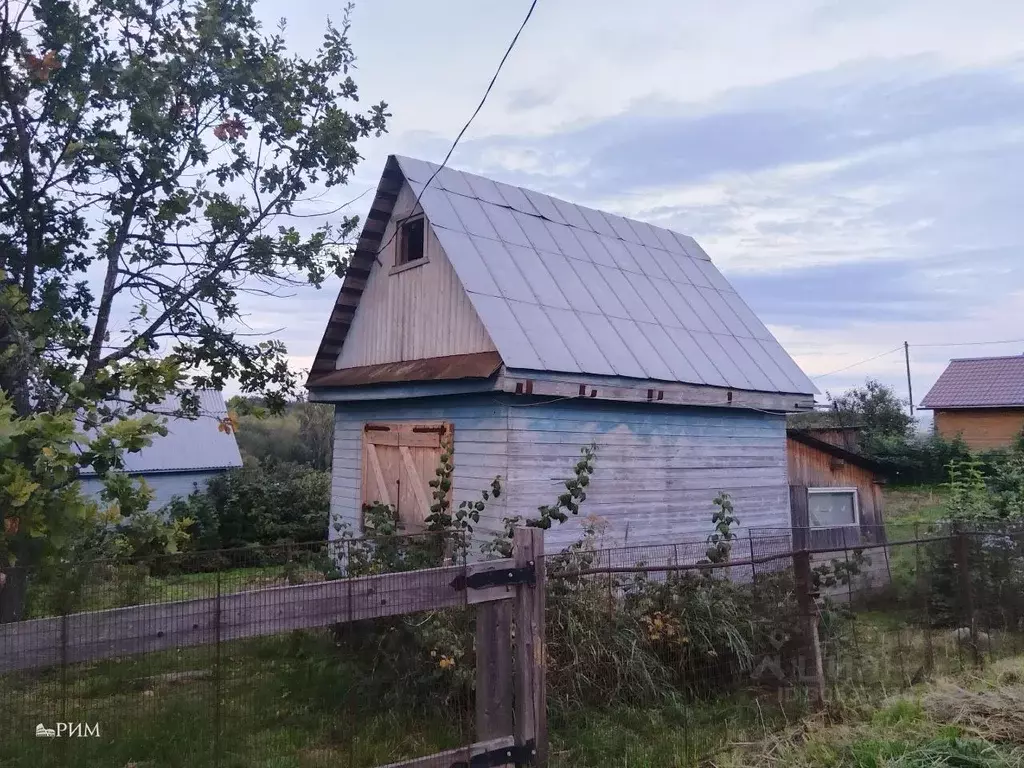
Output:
0,528,547,767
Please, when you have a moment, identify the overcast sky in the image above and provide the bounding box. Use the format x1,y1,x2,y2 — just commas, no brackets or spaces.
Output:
242,0,1024,413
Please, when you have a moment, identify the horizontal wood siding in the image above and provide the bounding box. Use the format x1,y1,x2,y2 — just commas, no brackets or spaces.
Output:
934,408,1024,450
786,437,884,534
80,471,224,512
504,399,789,550
330,396,509,540
336,182,495,369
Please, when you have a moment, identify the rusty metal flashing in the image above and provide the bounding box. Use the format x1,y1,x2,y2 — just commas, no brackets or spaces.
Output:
306,351,503,389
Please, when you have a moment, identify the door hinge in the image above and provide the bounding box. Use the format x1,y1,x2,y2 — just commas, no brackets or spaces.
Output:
451,740,535,767
451,564,535,592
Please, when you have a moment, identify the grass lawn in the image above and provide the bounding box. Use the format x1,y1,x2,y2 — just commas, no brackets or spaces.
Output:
720,657,1024,767
884,485,948,526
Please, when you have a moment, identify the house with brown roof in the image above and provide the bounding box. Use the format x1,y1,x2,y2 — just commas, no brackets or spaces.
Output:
919,355,1024,450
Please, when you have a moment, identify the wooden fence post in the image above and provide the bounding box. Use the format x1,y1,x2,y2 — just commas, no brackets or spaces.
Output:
953,524,980,666
790,485,826,709
476,600,513,741
513,527,546,766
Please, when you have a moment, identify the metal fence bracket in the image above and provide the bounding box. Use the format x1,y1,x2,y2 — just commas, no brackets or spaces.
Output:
450,740,535,768
451,564,535,592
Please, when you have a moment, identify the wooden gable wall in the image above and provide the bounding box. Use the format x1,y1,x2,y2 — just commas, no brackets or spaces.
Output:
787,437,885,534
336,182,496,369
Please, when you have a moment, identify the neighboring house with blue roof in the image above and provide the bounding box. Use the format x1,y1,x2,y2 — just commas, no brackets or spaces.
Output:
80,390,243,511
307,156,817,550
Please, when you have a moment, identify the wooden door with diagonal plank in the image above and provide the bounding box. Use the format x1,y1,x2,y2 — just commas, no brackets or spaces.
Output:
361,422,451,532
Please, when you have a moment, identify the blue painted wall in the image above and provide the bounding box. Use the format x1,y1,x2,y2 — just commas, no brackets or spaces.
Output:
330,394,789,553
80,470,223,513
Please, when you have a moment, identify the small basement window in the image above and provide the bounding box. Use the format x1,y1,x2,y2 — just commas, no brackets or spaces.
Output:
808,488,859,528
396,215,425,266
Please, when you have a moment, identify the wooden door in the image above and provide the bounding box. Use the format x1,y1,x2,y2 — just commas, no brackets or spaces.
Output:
361,422,451,533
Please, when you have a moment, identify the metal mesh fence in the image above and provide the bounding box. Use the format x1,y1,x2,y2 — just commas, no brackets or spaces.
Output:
0,535,477,767
544,522,1024,767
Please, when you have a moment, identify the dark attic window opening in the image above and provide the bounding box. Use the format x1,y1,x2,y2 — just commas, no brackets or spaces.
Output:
397,215,426,266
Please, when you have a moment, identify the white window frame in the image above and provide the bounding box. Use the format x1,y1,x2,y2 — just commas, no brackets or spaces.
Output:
807,487,860,528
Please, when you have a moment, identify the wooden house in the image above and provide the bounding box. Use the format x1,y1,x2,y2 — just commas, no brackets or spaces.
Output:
920,355,1024,450
79,391,242,511
306,156,817,550
786,429,888,548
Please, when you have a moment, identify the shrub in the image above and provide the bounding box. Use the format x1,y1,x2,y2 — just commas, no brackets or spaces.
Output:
166,460,330,552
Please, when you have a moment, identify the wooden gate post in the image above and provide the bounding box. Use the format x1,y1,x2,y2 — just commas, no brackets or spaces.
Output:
790,485,826,709
476,600,513,740
513,527,546,766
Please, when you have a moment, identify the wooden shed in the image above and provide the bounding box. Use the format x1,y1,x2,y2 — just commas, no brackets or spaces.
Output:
786,429,888,547
920,355,1024,450
307,156,817,550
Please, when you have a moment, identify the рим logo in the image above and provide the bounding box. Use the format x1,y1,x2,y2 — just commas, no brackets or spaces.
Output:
34,723,99,738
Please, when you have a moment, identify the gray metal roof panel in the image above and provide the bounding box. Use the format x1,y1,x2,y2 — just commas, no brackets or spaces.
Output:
479,199,532,247
537,250,602,314
676,283,728,334
579,312,646,378
469,235,536,304
465,293,542,369
80,390,242,476
637,322,702,383
569,259,630,319
521,187,567,224
649,278,708,332
721,292,773,340
676,256,713,288
697,287,752,337
578,205,619,238
508,299,581,373
493,180,540,216
609,317,675,380
600,265,657,323
394,155,815,395
432,228,501,296
571,227,618,267
447,193,500,240
543,307,616,375
512,209,560,253
692,332,754,390
667,327,729,387
504,242,571,309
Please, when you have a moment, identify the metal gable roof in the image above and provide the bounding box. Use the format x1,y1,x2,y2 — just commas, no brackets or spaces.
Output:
308,155,817,396
80,390,243,476
920,355,1024,409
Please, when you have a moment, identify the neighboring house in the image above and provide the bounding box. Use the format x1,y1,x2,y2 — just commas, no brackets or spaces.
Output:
920,355,1024,450
79,390,243,511
306,155,817,550
786,429,888,549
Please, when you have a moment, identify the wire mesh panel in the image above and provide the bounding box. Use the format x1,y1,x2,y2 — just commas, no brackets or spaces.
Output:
543,523,1024,767
0,535,481,768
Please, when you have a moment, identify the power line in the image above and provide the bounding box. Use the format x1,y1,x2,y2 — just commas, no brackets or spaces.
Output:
913,338,1024,348
375,0,540,261
811,346,903,380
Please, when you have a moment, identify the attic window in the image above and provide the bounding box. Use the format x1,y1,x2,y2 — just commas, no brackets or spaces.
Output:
396,215,425,266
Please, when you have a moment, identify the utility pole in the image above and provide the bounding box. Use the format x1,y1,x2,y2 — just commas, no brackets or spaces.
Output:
904,341,914,417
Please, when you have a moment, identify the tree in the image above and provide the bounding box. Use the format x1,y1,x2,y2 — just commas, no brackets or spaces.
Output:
0,0,386,602
825,379,913,446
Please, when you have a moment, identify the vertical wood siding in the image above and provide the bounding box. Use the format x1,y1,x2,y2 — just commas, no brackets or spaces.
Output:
336,182,495,369
786,437,885,540
503,399,790,551
330,396,510,540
